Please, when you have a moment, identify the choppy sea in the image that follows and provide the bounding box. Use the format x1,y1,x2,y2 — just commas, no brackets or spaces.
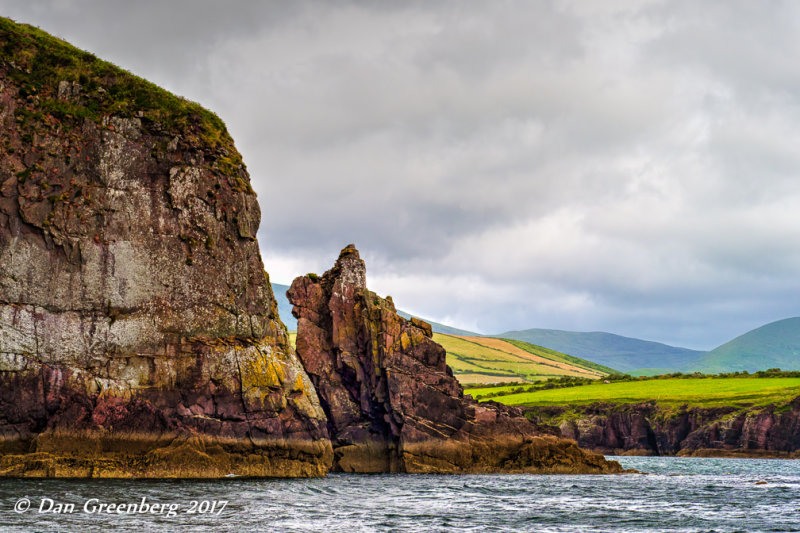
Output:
1,456,799,532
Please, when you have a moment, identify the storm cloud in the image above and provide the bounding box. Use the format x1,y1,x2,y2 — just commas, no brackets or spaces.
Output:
5,0,800,348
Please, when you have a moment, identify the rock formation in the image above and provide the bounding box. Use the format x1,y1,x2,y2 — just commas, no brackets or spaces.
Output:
0,18,330,477
527,399,800,457
288,245,623,473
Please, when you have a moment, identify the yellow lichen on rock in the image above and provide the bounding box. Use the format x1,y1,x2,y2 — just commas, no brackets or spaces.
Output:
0,17,332,478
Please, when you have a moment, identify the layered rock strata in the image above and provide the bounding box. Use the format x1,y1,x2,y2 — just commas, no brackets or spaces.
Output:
528,399,800,457
288,245,623,474
0,18,330,477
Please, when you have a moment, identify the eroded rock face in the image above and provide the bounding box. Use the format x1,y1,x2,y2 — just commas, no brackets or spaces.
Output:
530,399,800,458
288,245,622,474
0,18,330,477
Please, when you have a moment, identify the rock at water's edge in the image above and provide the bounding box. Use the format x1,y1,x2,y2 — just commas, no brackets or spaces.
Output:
529,399,800,458
0,18,330,477
288,244,623,474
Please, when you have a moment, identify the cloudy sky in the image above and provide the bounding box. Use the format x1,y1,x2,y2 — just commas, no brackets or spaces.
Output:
5,0,800,349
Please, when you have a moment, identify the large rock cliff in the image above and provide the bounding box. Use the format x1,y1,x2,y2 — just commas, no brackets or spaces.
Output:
288,245,622,473
0,18,330,477
528,399,800,457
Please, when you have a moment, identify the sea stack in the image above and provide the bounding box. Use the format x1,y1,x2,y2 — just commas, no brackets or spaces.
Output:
288,244,623,473
0,18,330,477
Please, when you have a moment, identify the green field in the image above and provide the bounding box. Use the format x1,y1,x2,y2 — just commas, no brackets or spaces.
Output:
466,377,800,408
435,333,614,384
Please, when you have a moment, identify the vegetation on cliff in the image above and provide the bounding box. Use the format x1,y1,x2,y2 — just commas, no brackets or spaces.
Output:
522,396,800,458
473,371,800,457
0,16,248,186
0,17,331,478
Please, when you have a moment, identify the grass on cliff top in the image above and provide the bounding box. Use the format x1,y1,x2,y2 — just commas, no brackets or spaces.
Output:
0,16,244,174
466,377,800,408
437,333,614,385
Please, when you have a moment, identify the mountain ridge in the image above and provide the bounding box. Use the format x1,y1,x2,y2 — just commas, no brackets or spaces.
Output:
497,328,705,373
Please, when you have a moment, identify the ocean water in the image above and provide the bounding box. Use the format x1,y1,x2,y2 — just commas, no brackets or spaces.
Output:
1,456,799,532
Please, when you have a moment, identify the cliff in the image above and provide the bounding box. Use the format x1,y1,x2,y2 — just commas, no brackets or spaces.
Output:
288,245,623,474
0,17,331,477
527,399,800,457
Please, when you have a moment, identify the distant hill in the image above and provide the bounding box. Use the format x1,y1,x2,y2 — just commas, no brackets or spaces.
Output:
496,328,704,373
397,311,481,337
435,333,615,385
271,283,296,331
692,317,800,373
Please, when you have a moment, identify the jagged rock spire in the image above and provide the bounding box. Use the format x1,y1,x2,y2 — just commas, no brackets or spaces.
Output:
331,244,367,289
288,244,623,474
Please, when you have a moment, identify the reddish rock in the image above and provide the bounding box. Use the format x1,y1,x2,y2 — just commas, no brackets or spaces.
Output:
0,18,330,477
288,245,623,473
526,397,800,457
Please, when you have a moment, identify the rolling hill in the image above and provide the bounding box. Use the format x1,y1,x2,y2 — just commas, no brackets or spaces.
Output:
434,333,615,385
691,317,800,373
496,328,704,374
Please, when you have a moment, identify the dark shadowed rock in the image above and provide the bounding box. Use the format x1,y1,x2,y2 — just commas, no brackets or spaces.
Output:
288,245,623,474
0,18,330,477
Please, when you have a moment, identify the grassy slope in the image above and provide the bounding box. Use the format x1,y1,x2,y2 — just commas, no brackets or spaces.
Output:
693,317,800,373
497,328,704,373
466,377,800,408
500,338,615,374
0,17,245,181
436,333,613,384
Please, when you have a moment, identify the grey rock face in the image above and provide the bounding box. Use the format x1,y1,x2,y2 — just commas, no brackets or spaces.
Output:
0,19,331,477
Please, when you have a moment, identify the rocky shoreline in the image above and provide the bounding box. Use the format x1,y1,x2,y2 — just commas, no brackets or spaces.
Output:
524,399,800,458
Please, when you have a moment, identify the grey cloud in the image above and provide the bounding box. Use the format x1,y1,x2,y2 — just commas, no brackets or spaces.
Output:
4,0,800,349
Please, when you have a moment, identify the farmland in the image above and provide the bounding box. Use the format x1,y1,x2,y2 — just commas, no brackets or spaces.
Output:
436,333,615,385
466,376,800,408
